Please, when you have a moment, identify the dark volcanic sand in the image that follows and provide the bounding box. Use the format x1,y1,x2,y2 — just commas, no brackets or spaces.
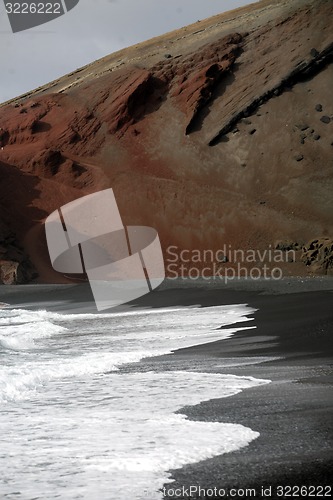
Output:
130,279,333,499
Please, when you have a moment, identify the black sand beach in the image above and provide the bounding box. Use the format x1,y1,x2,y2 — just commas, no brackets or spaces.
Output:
132,279,333,499
1,278,332,499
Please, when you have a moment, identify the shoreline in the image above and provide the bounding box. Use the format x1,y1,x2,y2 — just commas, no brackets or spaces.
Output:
1,275,333,310
117,280,332,498
0,279,332,498
157,286,333,498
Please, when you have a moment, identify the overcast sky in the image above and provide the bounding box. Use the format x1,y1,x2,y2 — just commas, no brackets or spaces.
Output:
0,0,255,103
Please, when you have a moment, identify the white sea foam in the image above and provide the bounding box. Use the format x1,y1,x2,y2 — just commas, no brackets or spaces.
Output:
0,305,256,399
0,309,68,351
0,303,269,500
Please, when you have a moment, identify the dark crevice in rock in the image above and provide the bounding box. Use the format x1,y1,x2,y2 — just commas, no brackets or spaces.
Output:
167,33,244,136
106,72,168,136
31,120,52,134
0,130,10,147
185,58,241,135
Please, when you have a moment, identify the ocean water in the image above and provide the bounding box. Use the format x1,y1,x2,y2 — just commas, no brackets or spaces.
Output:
0,302,270,499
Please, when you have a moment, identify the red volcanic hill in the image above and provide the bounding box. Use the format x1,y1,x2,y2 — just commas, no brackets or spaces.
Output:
0,0,333,283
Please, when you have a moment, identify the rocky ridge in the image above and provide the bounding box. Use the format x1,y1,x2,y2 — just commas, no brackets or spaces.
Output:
0,0,332,282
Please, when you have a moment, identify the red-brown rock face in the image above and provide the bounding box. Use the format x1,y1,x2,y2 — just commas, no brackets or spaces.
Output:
0,0,332,282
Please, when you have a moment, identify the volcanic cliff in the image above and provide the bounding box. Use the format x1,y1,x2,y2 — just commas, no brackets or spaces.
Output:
0,0,332,283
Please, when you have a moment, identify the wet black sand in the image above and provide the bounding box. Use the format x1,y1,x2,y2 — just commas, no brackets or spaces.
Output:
130,279,333,499
150,282,333,499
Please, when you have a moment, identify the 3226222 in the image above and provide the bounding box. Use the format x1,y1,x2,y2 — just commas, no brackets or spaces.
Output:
276,485,331,497
5,3,62,14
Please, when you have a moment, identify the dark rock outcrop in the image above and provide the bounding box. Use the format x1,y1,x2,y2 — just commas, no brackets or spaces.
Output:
302,238,333,275
0,260,19,285
0,222,37,284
